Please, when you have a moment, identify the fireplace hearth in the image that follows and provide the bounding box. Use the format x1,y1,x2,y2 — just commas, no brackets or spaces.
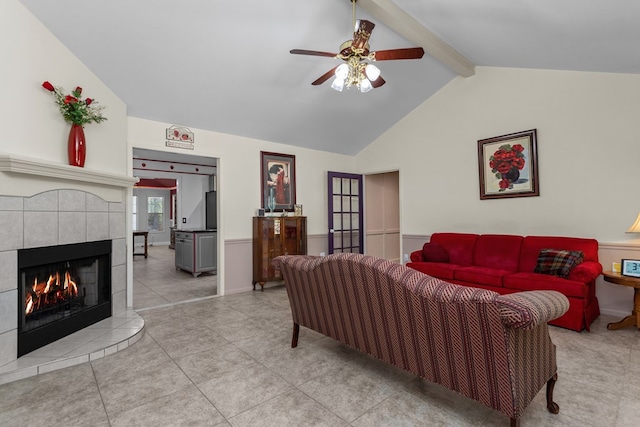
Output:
18,240,112,357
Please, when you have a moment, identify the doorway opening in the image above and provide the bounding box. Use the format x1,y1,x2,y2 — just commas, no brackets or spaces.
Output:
132,148,219,309
364,171,400,263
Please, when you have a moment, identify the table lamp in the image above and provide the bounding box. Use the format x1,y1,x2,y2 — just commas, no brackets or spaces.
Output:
627,211,640,233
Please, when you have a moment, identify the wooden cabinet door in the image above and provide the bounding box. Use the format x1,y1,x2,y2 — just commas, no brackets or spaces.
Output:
253,216,307,290
282,217,302,255
253,218,278,283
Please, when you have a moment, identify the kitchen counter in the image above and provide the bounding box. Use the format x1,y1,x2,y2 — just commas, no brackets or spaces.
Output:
174,229,217,277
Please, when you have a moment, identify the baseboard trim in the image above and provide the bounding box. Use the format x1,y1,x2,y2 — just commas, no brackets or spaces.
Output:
600,308,630,319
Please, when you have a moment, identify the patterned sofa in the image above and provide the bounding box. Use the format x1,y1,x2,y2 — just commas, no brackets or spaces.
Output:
274,253,569,427
407,233,603,332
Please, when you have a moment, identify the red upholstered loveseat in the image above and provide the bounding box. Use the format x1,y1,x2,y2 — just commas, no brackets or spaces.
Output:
408,233,602,332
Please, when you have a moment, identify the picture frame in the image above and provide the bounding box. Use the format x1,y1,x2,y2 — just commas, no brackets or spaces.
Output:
621,259,640,278
260,151,296,212
477,129,539,200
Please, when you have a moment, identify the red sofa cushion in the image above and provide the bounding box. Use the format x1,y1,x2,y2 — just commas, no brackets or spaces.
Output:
406,262,459,280
504,272,587,298
454,266,510,287
472,234,523,271
421,242,449,263
518,236,599,273
430,233,478,266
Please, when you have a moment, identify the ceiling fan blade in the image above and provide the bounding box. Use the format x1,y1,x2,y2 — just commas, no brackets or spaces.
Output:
372,47,425,61
371,76,386,88
352,19,375,52
311,66,339,86
290,49,337,58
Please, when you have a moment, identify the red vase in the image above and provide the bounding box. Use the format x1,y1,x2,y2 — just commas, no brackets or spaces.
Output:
68,124,86,167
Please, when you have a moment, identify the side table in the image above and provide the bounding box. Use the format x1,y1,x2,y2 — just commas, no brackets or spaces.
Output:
602,271,640,330
133,231,148,258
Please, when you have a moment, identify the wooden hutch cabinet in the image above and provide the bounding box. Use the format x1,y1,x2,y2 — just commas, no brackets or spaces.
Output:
252,216,307,291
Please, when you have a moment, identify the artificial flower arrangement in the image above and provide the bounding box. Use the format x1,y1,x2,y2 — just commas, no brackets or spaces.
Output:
41,81,107,125
489,143,526,191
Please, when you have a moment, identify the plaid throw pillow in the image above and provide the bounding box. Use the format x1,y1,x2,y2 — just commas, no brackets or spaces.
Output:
534,248,584,279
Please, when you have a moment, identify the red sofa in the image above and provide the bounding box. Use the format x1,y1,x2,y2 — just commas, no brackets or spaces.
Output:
408,233,602,331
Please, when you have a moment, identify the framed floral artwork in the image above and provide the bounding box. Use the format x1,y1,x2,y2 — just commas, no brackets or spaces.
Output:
477,129,539,200
260,151,296,212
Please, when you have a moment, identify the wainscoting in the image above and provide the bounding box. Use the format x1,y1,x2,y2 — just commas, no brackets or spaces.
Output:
224,233,328,294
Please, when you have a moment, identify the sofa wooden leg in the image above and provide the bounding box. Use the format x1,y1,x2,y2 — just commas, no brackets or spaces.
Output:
546,373,560,414
510,417,520,427
291,323,300,348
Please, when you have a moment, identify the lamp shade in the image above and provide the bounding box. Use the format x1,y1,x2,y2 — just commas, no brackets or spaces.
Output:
365,64,380,80
335,64,349,79
627,211,640,233
331,77,345,92
359,78,373,93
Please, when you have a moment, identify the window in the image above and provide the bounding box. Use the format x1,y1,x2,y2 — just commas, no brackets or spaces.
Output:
148,196,164,232
132,196,138,231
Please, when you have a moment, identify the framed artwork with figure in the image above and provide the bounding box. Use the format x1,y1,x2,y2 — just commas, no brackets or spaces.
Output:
260,151,296,212
478,129,539,200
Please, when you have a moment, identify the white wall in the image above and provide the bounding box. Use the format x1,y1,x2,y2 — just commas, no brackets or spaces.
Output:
0,0,128,176
128,118,356,238
356,67,640,243
128,117,355,293
358,66,640,317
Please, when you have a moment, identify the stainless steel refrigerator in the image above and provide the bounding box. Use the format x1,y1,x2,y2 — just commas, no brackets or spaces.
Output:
205,190,217,230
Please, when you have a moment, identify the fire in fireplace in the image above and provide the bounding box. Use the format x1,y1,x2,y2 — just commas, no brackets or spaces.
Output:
18,240,112,357
25,270,79,318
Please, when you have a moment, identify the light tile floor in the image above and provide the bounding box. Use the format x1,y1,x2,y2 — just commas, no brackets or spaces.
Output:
1,281,640,425
133,244,218,309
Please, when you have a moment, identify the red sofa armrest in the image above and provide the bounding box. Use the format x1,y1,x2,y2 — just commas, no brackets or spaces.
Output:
410,250,425,262
568,261,603,283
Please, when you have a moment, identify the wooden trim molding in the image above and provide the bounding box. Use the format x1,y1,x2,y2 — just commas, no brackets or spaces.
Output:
599,242,640,251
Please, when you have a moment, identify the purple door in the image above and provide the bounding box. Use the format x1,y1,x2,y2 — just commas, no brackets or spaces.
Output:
328,172,363,254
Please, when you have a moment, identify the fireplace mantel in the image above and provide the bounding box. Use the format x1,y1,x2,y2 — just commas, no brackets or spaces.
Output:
0,153,138,188
0,153,138,201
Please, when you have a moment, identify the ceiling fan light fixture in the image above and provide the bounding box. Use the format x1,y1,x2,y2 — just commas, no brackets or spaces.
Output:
358,78,373,93
290,0,423,92
365,63,380,80
331,77,345,92
335,63,349,79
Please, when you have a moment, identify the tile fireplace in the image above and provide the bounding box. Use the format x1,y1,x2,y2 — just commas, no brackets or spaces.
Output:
18,240,112,357
0,153,138,382
0,185,130,368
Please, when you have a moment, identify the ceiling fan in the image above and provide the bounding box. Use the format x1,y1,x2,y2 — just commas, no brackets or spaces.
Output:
290,0,425,92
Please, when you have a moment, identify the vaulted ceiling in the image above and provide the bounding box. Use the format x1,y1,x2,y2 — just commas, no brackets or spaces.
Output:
20,0,640,155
